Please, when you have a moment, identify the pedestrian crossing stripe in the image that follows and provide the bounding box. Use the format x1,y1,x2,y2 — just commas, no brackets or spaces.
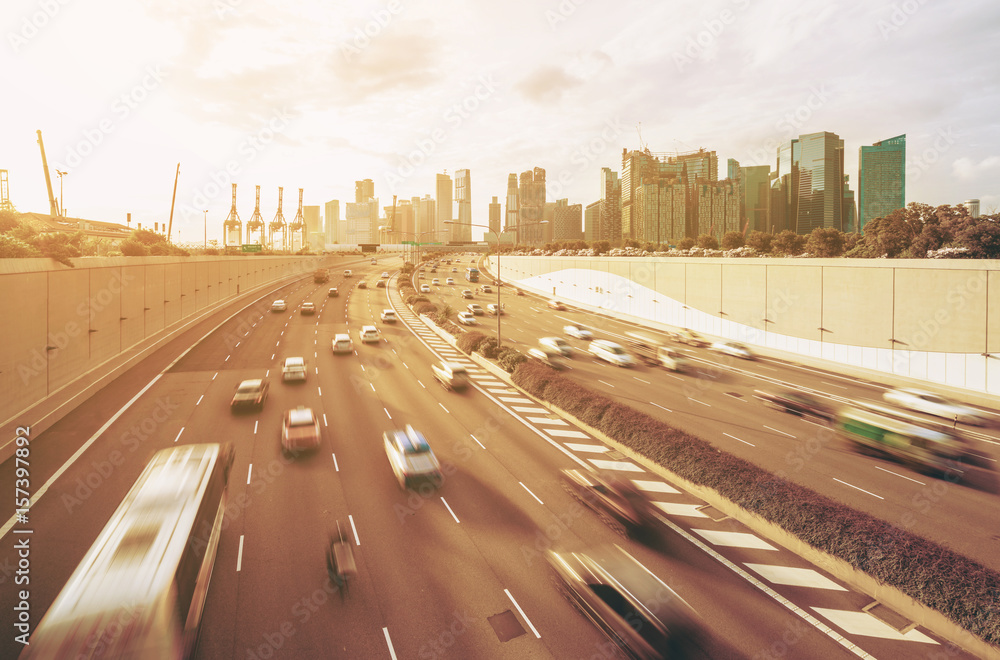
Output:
632,480,680,494
588,459,644,472
743,564,847,591
653,502,710,518
563,443,609,453
691,529,777,551
811,608,936,643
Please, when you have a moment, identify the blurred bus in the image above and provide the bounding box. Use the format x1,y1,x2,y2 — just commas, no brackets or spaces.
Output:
837,407,964,477
464,267,479,283
21,443,234,659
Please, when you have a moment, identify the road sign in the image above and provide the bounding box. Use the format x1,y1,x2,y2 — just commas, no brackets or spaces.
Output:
241,244,262,253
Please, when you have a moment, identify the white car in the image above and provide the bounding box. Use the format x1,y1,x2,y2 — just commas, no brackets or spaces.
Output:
380,309,397,323
589,340,634,367
446,277,455,285
420,284,431,293
461,289,474,299
381,271,390,279
711,341,754,360
384,426,442,489
564,324,593,340
343,269,353,277
432,278,440,285
271,299,286,312
540,337,572,357
281,406,321,454
486,303,504,316
282,356,307,381
360,325,380,343
883,388,989,426
467,303,484,316
332,333,353,354
457,311,477,325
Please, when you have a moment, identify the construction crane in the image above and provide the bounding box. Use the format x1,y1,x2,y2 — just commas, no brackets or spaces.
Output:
36,130,60,217
0,170,16,213
166,163,179,243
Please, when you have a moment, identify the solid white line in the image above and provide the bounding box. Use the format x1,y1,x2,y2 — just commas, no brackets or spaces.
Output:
236,535,245,572
471,434,485,449
821,380,849,390
349,514,360,545
441,497,460,523
763,425,796,438
174,427,184,443
505,589,541,638
383,628,398,660
650,401,673,413
196,394,204,405
724,432,755,447
332,454,339,471
520,482,544,505
833,478,884,500
246,464,253,485
873,465,926,485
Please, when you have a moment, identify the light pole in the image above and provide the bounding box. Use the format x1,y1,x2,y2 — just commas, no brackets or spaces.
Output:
203,210,208,250
55,170,66,216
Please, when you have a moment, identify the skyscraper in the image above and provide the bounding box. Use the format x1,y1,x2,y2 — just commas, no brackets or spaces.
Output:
324,199,340,244
518,168,546,245
303,205,321,250
552,199,583,241
584,201,601,242
355,179,374,204
454,169,471,243
599,167,622,243
436,172,452,241
794,131,846,234
858,134,905,232
621,147,718,241
504,173,518,232
488,196,501,234
730,159,771,234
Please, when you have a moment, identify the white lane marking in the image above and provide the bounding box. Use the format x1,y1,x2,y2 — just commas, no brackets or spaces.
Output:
439,403,450,413
246,464,253,485
236,535,245,571
598,380,615,388
213,372,218,380
633,376,650,384
527,417,569,426
833,478,884,500
821,381,849,390
724,432,755,447
441,497,460,523
323,414,328,427
588,459,644,472
225,355,230,362
650,401,673,413
174,427,184,443
546,429,590,439
520,482,544,505
764,425,796,438
687,397,710,407
196,395,204,405
512,406,548,414
812,608,937,643
564,443,609,453
417,380,426,389
360,365,366,372
653,502,709,518
471,434,485,449
370,383,376,392
692,529,777,551
873,465,926,485
349,514,360,545
332,454,339,471
271,353,275,360
384,408,392,420
253,420,258,434
383,628,398,660
505,589,541,639
744,564,848,591
632,480,680,494
499,396,533,403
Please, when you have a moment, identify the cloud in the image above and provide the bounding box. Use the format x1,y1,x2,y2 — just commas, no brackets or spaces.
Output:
514,65,584,104
953,156,1000,179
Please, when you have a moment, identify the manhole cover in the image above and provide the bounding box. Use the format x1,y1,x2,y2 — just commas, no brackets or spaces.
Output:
488,611,525,642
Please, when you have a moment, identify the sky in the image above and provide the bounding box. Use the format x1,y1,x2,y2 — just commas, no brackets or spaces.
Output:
2,0,999,244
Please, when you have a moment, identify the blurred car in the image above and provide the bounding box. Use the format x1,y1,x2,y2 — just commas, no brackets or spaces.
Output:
560,468,659,537
546,546,705,659
540,336,572,357
564,324,593,340
883,388,989,426
376,279,386,288
656,346,688,372
328,287,338,297
527,347,567,370
370,259,377,265
432,361,469,391
589,340,634,367
331,333,353,354
457,311,477,325
675,328,708,347
755,390,835,424
837,406,966,477
380,309,397,323
548,299,566,311
446,277,455,285
300,302,315,315
381,271,389,278
711,341,754,360
467,303,484,316
343,269,353,277
384,425,442,489
486,303,504,315
230,378,269,411
461,289,474,299
360,325,380,343
420,284,431,293
357,280,367,289
432,278,440,285
281,357,307,382
451,267,458,273
480,284,492,294
271,299,286,312
281,406,321,454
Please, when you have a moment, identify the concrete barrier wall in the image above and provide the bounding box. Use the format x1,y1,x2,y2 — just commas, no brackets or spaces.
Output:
493,256,1000,397
0,255,326,427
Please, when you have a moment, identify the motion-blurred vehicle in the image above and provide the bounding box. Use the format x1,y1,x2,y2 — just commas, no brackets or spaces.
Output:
432,361,469,391
656,346,688,372
370,259,377,265
590,340,634,367
564,324,593,340
282,357,307,382
271,299,287,312
281,406,321,454
432,278,441,285
451,267,458,273
515,289,524,296
480,284,492,294
561,468,659,537
230,379,269,411
883,388,989,426
675,328,708,347
358,280,367,289
540,336,572,357
360,325,380,343
461,289,474,299
837,406,965,477
328,287,338,297
331,334,353,354
546,545,705,659
527,347,567,370
376,279,386,288
381,271,390,278
756,390,835,423
548,299,566,311
313,268,329,283
457,311,477,325
380,309,396,323
300,302,315,315
446,277,455,285
467,303,484,315
384,425,442,489
420,284,431,293
711,341,754,360
486,303,504,315
343,269,353,277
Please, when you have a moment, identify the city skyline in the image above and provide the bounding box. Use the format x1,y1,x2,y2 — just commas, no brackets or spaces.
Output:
1,0,997,243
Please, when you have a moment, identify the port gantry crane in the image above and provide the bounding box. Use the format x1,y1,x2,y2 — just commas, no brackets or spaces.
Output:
246,184,265,247
223,183,242,250
269,187,287,251
287,187,305,252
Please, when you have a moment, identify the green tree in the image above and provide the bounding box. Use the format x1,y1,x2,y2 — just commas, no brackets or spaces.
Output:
954,216,1000,258
696,233,719,250
34,232,80,267
0,234,41,258
622,238,640,249
677,236,695,251
593,240,611,255
746,230,772,253
771,230,805,256
0,210,20,233
642,241,657,252
120,239,149,256
721,231,745,250
806,227,845,257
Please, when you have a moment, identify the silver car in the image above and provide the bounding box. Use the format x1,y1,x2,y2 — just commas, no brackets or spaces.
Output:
883,388,989,426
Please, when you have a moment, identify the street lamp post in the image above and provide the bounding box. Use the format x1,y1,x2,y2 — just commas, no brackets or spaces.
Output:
204,210,208,250
56,170,66,216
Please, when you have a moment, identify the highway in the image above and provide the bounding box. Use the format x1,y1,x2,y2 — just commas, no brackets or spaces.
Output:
0,254,984,659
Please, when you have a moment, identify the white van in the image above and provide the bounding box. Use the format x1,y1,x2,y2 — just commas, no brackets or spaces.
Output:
282,357,307,382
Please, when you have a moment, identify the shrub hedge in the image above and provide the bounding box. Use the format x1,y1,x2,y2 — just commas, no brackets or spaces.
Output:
511,359,1000,645
478,337,501,359
415,303,438,315
497,347,527,373
457,331,487,353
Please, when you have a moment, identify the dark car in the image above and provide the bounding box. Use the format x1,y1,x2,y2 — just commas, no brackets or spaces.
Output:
755,390,836,423
561,468,659,538
231,379,269,411
547,546,707,659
